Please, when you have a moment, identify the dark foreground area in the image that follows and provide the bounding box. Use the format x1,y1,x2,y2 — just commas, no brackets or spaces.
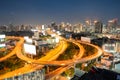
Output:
71,66,120,80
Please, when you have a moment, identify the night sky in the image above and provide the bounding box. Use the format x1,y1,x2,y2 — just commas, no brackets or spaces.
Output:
0,0,120,25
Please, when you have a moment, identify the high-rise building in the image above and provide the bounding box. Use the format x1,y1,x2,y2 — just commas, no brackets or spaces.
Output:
51,22,58,30
84,20,94,32
64,22,72,32
102,24,107,33
94,20,103,33
20,24,25,31
107,19,118,33
85,20,91,27
73,23,83,33
0,25,7,32
8,23,15,31
59,22,66,31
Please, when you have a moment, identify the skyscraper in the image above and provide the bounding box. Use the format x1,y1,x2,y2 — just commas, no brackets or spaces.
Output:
94,20,103,33
107,19,118,33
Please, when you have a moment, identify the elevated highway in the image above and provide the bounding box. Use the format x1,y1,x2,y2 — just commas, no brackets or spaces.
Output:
0,35,103,80
0,36,68,79
45,39,103,79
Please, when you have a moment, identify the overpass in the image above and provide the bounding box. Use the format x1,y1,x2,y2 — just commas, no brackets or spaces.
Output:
0,35,103,80
45,39,103,80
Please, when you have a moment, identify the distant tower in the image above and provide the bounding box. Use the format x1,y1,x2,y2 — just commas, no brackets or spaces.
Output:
85,19,94,32
59,22,66,31
73,23,83,33
0,25,7,32
94,20,103,33
85,20,91,27
20,24,25,31
107,18,118,33
8,23,14,31
51,22,58,30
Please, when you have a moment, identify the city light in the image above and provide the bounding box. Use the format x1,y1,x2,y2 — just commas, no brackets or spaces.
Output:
0,0,120,80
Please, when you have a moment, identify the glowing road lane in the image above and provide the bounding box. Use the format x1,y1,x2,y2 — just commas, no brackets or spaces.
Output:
33,39,85,66
0,36,24,62
39,30,103,79
0,36,103,80
45,39,85,79
45,40,103,80
0,37,68,79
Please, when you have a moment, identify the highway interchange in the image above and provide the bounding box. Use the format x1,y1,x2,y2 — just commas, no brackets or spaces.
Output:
0,34,103,80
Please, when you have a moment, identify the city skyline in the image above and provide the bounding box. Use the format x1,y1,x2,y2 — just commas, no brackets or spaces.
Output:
0,0,120,25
